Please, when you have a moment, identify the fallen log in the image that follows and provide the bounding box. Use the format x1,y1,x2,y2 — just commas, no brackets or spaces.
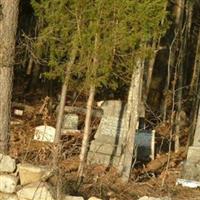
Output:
144,147,186,173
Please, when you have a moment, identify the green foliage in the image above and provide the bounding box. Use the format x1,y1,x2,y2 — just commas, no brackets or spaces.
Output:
31,0,168,90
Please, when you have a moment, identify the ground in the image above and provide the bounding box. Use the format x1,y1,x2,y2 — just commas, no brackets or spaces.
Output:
9,99,200,200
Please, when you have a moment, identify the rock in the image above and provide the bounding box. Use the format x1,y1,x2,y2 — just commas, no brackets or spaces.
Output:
0,174,18,193
63,195,84,200
0,153,16,173
18,163,52,185
88,197,102,200
138,197,171,200
17,182,54,200
0,192,18,200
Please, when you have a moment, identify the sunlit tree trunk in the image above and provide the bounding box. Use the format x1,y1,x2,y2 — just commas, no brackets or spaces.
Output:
119,59,144,181
78,85,95,179
0,0,19,153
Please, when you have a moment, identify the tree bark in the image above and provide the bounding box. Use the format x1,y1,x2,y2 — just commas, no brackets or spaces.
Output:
119,59,144,182
53,48,77,200
0,0,19,153
78,85,95,179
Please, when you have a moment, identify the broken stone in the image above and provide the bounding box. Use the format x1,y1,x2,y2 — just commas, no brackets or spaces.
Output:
0,153,16,173
17,182,54,200
0,192,18,200
18,163,52,185
14,109,24,116
176,178,200,188
34,125,56,143
63,195,84,200
88,197,102,200
0,175,18,193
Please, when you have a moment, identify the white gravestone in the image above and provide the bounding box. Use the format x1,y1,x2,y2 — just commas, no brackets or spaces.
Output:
34,125,56,143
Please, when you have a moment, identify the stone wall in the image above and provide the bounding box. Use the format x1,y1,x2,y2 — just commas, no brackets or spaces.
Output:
0,153,84,200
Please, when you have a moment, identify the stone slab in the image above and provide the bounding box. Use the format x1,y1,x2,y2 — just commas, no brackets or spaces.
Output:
0,175,18,193
19,163,52,185
87,151,120,167
88,197,102,200
193,107,200,146
62,114,79,131
34,125,56,143
176,178,200,188
0,193,18,200
17,182,54,200
63,195,84,200
185,146,200,163
89,142,122,156
0,154,16,173
181,146,200,181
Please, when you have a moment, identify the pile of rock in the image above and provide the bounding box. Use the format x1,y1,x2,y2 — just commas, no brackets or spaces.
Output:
0,153,172,200
0,153,84,200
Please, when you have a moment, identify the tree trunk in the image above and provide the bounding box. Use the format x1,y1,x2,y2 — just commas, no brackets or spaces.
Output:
78,85,95,179
163,0,185,122
0,0,19,153
119,59,144,182
53,48,77,200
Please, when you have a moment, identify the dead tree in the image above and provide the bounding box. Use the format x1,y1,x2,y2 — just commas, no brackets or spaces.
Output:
0,0,19,153
119,59,144,181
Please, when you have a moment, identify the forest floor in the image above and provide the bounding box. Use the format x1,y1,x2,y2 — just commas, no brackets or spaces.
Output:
8,95,200,200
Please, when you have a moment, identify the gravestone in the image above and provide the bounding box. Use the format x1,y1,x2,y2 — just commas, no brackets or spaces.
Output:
62,114,79,133
88,100,155,171
135,130,155,161
88,100,127,167
182,107,200,181
33,125,56,143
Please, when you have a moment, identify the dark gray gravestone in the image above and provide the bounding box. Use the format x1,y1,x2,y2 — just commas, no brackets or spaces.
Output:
135,130,155,161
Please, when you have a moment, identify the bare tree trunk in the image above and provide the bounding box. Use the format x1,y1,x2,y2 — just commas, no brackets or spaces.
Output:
53,48,77,200
145,1,167,100
145,41,157,99
189,31,200,95
78,85,95,179
174,0,186,152
78,32,99,182
0,0,19,153
119,59,144,182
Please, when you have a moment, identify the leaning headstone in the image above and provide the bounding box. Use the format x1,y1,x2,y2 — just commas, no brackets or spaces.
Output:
88,100,127,167
0,154,16,173
33,125,56,143
62,114,79,132
88,100,155,176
